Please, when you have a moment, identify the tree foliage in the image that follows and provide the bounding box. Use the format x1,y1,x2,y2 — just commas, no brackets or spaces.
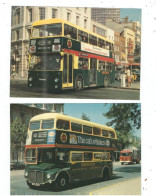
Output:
103,104,141,149
81,112,90,121
10,117,28,162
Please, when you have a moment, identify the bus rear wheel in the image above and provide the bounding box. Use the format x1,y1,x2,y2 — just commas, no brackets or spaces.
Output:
55,174,69,190
75,76,83,91
103,168,109,181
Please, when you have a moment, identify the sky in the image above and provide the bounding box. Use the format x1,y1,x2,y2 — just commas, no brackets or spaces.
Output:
120,8,142,23
64,103,141,138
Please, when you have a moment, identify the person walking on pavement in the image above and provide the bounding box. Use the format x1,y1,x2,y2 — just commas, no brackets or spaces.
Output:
126,68,131,87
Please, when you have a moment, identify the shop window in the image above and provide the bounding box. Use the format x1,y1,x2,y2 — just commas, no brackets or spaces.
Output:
56,119,69,130
78,57,88,70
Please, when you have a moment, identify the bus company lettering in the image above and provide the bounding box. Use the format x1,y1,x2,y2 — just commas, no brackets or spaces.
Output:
70,134,110,147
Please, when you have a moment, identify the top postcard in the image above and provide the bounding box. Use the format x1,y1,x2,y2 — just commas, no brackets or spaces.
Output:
10,7,141,100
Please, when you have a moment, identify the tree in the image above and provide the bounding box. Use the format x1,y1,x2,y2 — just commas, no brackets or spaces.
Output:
81,112,90,121
103,104,141,149
10,117,28,163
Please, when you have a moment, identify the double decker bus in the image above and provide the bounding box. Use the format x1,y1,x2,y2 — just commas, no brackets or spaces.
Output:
25,113,117,190
28,18,115,91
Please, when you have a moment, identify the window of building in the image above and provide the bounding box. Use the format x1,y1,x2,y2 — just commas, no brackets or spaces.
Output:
84,19,87,29
64,24,77,39
52,8,57,18
27,29,31,39
84,8,87,14
67,12,71,21
83,125,92,134
16,30,19,40
39,7,45,20
16,9,20,24
71,122,82,132
56,119,69,130
76,16,79,26
28,9,32,22
78,57,89,70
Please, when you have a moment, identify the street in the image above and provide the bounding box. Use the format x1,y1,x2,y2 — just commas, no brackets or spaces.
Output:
10,162,141,195
10,78,140,100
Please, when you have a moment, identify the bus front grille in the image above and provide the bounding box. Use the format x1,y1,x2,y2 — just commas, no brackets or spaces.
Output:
28,171,44,184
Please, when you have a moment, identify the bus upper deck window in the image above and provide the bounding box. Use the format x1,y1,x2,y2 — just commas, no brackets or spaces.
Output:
102,129,108,137
56,119,69,130
30,121,40,130
64,24,77,40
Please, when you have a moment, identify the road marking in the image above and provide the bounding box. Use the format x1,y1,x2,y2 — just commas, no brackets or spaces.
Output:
89,177,140,195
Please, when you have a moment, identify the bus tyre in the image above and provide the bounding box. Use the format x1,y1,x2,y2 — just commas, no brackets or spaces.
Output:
104,76,109,87
55,174,69,190
75,76,83,91
103,168,109,181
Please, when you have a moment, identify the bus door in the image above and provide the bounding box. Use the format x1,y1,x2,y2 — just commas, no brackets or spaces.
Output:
62,54,73,88
90,58,97,85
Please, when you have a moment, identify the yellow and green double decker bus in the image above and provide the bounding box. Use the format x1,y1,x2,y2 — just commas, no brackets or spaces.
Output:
25,113,117,190
28,18,115,91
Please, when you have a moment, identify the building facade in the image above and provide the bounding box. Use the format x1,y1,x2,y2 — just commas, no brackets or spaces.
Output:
10,103,64,163
91,8,120,25
11,6,91,77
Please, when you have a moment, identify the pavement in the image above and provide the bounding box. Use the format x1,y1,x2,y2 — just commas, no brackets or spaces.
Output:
89,177,141,195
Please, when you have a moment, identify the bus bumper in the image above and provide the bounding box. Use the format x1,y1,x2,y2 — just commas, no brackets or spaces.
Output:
28,71,62,90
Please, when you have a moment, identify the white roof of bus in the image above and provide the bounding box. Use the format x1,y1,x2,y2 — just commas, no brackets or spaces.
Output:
30,112,116,133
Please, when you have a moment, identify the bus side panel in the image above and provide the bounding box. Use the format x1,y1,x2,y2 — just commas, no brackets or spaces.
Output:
96,71,105,86
73,69,90,87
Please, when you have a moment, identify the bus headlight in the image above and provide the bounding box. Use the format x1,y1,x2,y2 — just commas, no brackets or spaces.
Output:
29,77,33,82
54,78,59,82
25,170,28,177
28,83,32,87
46,173,51,179
55,85,58,89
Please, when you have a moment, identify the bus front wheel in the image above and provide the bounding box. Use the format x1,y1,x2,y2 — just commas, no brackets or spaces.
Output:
75,76,83,91
55,174,69,190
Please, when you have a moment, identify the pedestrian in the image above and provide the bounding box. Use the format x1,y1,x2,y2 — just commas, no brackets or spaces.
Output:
126,68,131,87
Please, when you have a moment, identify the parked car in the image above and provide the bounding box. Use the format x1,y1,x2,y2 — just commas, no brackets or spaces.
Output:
10,162,25,170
